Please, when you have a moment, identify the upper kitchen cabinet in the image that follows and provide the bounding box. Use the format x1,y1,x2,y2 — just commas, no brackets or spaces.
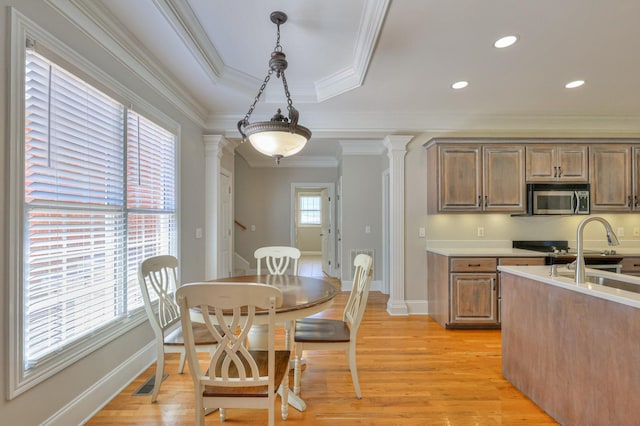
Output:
526,145,588,182
590,145,633,212
635,147,640,210
427,143,525,213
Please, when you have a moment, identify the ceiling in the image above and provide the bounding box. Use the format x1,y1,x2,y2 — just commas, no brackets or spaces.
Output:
53,0,640,166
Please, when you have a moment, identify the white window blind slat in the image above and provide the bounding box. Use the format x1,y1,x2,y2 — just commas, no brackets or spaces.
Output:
22,50,177,368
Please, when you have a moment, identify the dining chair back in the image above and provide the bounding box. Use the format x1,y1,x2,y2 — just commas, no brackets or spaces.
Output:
254,246,301,275
177,282,290,426
293,253,373,398
138,255,217,403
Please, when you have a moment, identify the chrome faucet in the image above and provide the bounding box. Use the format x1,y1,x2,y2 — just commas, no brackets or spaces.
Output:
574,216,620,284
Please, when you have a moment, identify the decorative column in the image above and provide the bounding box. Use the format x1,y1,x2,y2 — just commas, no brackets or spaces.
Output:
203,135,230,279
384,135,413,315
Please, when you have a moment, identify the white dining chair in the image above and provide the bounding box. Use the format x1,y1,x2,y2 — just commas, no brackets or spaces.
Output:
177,282,290,426
137,255,218,403
293,253,373,398
254,246,302,347
254,246,301,275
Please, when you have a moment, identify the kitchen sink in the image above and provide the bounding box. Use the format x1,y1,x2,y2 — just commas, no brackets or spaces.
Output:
556,271,640,294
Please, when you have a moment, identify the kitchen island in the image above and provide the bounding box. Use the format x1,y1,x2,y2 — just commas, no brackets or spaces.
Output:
498,265,640,425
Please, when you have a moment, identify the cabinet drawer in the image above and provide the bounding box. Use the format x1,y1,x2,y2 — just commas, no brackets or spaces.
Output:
498,257,546,266
450,257,497,272
621,257,640,273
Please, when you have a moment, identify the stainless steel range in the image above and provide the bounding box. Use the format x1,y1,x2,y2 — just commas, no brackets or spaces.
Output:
512,240,623,272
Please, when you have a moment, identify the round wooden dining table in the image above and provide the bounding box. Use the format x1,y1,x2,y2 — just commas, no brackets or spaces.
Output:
191,274,338,412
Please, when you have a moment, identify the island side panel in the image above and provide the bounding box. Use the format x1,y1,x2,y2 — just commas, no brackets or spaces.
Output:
501,272,640,425
427,251,450,327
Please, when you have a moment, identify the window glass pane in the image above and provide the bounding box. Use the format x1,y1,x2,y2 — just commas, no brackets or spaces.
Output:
299,195,321,225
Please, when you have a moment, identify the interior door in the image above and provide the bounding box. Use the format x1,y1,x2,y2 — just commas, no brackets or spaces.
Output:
321,188,331,275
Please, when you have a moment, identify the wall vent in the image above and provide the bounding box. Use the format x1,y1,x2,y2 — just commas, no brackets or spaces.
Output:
350,249,374,279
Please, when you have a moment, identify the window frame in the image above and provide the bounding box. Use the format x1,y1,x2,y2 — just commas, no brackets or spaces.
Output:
7,9,181,398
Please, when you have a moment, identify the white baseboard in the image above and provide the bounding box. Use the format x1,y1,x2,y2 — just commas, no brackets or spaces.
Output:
405,300,429,315
43,342,156,426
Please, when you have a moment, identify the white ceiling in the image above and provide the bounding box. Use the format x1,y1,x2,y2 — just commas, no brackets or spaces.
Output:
54,0,640,166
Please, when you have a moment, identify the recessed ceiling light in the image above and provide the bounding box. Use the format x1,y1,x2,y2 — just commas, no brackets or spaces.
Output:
494,35,518,48
451,81,469,90
565,80,585,89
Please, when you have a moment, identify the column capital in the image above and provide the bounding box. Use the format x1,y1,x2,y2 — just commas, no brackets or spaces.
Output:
384,135,413,153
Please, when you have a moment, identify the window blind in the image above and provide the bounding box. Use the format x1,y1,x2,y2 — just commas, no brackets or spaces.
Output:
23,50,177,367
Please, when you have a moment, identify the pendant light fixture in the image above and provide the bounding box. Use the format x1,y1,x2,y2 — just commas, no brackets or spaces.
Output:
237,11,311,164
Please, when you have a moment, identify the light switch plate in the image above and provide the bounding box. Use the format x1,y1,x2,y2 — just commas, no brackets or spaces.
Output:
477,227,485,237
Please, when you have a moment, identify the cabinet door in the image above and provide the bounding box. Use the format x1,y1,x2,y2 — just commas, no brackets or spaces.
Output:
557,145,588,181
590,145,632,211
526,145,556,182
438,145,482,211
450,273,498,325
634,147,640,211
483,146,526,212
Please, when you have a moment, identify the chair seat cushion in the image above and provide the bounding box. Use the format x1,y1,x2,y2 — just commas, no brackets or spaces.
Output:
164,322,218,346
202,350,291,398
294,318,351,343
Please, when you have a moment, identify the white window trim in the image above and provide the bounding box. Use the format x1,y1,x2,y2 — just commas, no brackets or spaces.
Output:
7,8,181,399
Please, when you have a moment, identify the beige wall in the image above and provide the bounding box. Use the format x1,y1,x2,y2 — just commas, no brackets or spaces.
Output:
234,156,338,268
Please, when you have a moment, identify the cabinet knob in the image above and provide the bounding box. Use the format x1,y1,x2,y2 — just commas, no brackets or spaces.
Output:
553,166,558,178
557,166,562,177
484,195,488,207
477,195,482,207
635,195,639,208
628,195,632,207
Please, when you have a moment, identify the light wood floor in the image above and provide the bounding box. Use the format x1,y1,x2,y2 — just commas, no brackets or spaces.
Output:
87,258,557,425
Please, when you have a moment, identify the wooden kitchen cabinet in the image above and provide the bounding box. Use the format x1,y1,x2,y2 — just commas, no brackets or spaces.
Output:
590,145,633,212
451,272,498,325
427,252,500,329
526,145,588,182
433,144,525,213
621,256,640,276
634,147,640,210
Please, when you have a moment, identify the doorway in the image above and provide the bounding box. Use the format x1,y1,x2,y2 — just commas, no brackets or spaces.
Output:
291,183,336,277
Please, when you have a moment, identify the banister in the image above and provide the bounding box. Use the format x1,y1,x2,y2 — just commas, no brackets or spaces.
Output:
234,220,247,230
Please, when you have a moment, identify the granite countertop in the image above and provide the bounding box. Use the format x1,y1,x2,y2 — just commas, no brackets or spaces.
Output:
426,247,547,257
498,265,640,309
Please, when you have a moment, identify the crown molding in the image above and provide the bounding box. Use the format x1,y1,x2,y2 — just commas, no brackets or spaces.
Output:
314,0,390,102
238,153,339,169
151,0,258,95
340,140,386,155
208,111,640,139
45,0,208,126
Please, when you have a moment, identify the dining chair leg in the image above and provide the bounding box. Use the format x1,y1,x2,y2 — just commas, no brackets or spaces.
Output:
152,346,165,403
347,345,362,398
177,349,186,374
281,370,289,420
293,347,303,396
219,408,226,422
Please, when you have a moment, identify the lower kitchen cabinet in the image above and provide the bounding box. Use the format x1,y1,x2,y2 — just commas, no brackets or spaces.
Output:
451,272,498,325
427,253,500,329
427,252,546,329
621,256,640,277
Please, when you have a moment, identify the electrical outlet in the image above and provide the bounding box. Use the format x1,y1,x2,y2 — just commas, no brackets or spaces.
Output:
477,227,485,237
195,228,203,239
617,227,625,237
418,227,426,238
634,227,640,237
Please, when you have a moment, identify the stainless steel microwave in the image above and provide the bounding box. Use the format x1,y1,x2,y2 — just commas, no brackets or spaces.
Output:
527,183,590,215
